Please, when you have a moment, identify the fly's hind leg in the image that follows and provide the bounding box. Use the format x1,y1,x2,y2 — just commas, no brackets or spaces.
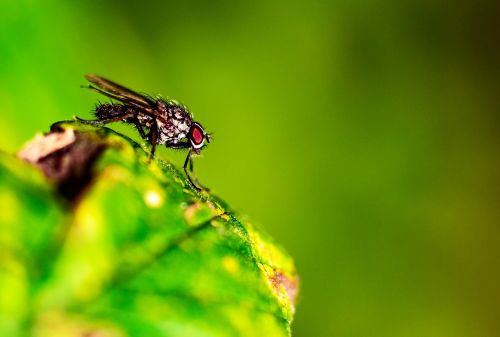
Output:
75,113,132,125
76,103,137,126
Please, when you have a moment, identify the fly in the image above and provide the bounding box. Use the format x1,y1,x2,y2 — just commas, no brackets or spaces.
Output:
76,74,211,191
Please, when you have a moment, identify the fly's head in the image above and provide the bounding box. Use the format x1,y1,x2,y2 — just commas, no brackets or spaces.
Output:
188,122,210,154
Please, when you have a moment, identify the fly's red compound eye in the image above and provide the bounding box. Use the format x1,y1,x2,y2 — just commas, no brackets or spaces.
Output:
190,124,205,148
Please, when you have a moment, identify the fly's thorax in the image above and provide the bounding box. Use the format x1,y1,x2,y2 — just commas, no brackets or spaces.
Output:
156,101,193,144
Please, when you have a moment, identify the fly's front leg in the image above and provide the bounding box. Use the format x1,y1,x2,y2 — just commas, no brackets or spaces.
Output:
165,141,190,150
164,141,205,191
188,155,209,191
183,149,201,191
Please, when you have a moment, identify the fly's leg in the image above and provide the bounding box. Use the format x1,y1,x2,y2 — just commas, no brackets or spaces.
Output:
183,149,201,191
148,120,158,161
188,155,209,191
165,141,203,191
75,114,132,125
78,107,147,140
132,115,148,140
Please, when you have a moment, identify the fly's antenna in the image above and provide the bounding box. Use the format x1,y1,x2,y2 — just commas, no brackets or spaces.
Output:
206,132,214,143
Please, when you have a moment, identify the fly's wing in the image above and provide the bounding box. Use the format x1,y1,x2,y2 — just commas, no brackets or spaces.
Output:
85,74,156,112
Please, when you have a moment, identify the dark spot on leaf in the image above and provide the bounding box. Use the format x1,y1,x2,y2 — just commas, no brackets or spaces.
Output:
18,124,106,201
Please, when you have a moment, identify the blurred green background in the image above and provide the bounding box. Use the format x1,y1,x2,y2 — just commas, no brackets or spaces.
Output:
1,0,499,336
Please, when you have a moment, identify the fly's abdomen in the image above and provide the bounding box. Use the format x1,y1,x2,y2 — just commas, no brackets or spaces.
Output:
94,103,131,120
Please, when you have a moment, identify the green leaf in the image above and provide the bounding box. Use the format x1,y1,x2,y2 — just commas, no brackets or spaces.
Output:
0,122,298,337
